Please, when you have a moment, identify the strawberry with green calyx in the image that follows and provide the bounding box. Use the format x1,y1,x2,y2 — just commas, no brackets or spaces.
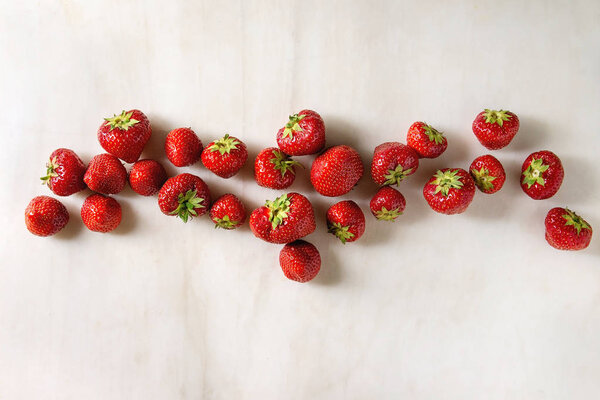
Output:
370,186,406,221
201,134,248,178
371,142,419,186
158,173,211,223
84,153,128,195
545,207,593,250
472,109,520,150
521,150,564,200
277,109,325,156
25,196,69,237
165,127,203,167
423,168,475,215
469,154,505,194
97,109,151,163
279,240,321,283
210,194,246,230
254,147,302,189
81,194,122,233
41,148,87,196
326,200,365,244
407,122,447,159
311,145,364,197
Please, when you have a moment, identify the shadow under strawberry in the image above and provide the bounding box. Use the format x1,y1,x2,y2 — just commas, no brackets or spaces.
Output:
508,115,547,153
112,198,137,235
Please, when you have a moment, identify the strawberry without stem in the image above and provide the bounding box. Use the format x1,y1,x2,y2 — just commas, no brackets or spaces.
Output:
81,194,122,233
276,109,325,156
472,109,520,150
210,194,246,230
370,186,406,221
201,134,248,178
165,127,203,167
469,154,505,194
84,153,127,195
279,240,321,283
407,122,447,159
41,148,87,196
25,196,69,237
327,200,365,244
521,150,564,200
128,159,168,196
310,145,363,197
545,207,593,250
423,168,475,215
371,142,419,186
158,173,211,223
98,109,151,163
254,147,301,189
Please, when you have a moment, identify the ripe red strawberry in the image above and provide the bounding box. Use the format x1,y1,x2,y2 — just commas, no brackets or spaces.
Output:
279,240,321,283
310,145,363,197
158,173,211,223
201,134,248,178
371,142,419,186
406,122,447,158
81,194,122,233
129,159,168,196
84,153,127,194
469,154,506,194
209,193,246,229
276,109,325,156
545,207,593,251
423,168,475,215
521,150,564,200
97,109,151,163
40,148,87,196
327,200,365,244
254,147,301,189
165,127,203,167
249,193,316,244
24,196,69,236
370,186,406,221
472,109,520,150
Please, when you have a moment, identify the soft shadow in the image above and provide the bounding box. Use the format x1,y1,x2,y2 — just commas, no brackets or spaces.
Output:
55,203,84,239
141,115,177,176
553,155,595,206
312,233,343,286
113,197,137,235
509,115,546,152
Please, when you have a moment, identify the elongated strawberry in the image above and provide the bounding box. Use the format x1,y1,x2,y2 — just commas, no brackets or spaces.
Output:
81,194,122,233
370,186,406,221
98,109,151,163
201,134,248,178
254,147,301,189
279,240,321,283
40,148,87,196
407,122,447,158
423,168,475,215
128,159,168,196
327,200,365,244
210,194,246,229
276,110,325,155
545,207,593,250
158,173,211,223
84,153,127,195
25,196,69,237
371,142,419,186
165,127,203,167
310,145,363,197
472,109,520,150
469,154,505,194
521,150,564,200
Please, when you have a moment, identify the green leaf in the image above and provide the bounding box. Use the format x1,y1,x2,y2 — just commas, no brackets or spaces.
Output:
522,158,548,188
269,149,303,177
282,114,305,139
422,123,444,144
383,164,414,186
266,193,292,229
470,167,496,191
104,110,140,131
483,109,512,127
208,133,241,155
374,206,403,221
327,222,354,244
430,169,464,196
562,208,591,235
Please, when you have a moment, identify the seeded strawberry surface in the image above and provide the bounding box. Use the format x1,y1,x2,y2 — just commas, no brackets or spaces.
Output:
201,134,248,178
472,109,520,150
371,142,419,186
406,122,447,159
210,194,246,229
423,168,475,215
545,207,592,250
254,147,300,189
311,145,364,197
276,109,325,156
158,173,211,222
84,153,127,195
370,186,406,221
81,194,122,233
25,196,69,237
97,109,151,163
279,240,321,283
521,150,564,200
165,127,203,167
469,154,505,194
327,200,365,243
129,159,168,196
41,148,87,196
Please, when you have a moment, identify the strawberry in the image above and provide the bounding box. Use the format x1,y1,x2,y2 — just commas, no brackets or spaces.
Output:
81,194,122,233
254,147,301,189
371,142,419,186
84,153,127,195
545,207,593,251
249,193,316,244
201,134,248,178
276,109,325,156
326,200,365,244
472,109,520,150
423,168,475,215
158,173,211,223
98,109,151,163
521,150,564,200
165,127,203,167
210,193,246,229
406,122,447,158
469,154,506,194
279,240,321,283
24,196,69,236
129,159,168,196
310,145,363,197
370,186,406,221
40,148,87,196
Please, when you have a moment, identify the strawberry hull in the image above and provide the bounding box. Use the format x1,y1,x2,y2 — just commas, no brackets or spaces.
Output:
98,109,152,163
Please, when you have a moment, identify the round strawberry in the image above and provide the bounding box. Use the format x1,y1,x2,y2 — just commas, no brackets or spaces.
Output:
98,109,151,163
254,147,301,189
472,109,520,150
40,148,87,196
545,207,593,251
406,122,447,158
326,200,365,244
201,134,248,178
276,109,325,156
165,127,203,167
84,153,127,195
469,154,506,194
81,194,122,233
310,145,363,197
24,196,69,237
521,150,564,200
370,186,406,221
279,240,321,283
158,173,211,223
129,159,168,196
371,142,419,186
423,168,475,215
210,194,246,230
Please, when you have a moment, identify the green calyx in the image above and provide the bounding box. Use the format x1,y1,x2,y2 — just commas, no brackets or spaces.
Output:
104,110,140,131
270,150,302,177
431,169,463,196
266,193,291,229
522,158,549,188
562,208,590,235
282,114,305,138
213,215,239,230
483,109,511,127
327,222,354,244
40,157,59,185
374,206,403,221
471,167,496,191
422,123,445,144
208,134,240,155
170,189,204,223
384,164,413,186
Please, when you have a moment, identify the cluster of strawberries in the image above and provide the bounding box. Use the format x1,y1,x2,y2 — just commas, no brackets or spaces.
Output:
25,108,593,283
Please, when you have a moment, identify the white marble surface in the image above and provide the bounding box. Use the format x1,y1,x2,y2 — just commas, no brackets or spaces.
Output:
2,1,600,399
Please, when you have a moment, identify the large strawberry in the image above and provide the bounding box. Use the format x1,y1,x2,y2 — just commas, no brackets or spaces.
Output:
279,240,321,283
129,159,168,196
545,207,593,251
84,153,127,195
370,186,406,221
326,200,365,244
81,194,122,233
406,122,447,158
371,142,419,186
249,192,315,244
40,148,87,196
310,145,363,197
472,109,520,150
521,150,564,200
165,127,203,167
469,154,505,194
276,109,325,156
210,193,246,230
158,173,211,223
254,147,301,189
24,196,69,237
423,168,475,215
97,109,151,163
201,134,248,178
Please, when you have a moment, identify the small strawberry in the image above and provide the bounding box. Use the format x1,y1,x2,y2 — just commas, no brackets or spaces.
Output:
98,109,151,163
158,173,211,223
469,154,506,194
249,193,316,244
545,207,593,251
24,196,69,236
310,145,363,197
210,193,247,229
521,150,564,200
40,148,87,196
406,122,447,159
423,168,475,215
254,147,302,189
165,127,203,167
129,159,168,196
326,200,365,244
81,194,122,233
279,240,321,283
276,109,325,156
84,153,127,195
371,142,419,186
370,186,406,221
201,134,248,178
472,109,520,150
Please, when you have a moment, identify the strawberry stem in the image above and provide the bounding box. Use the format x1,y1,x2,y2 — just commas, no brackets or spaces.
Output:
170,189,204,223
483,109,511,127
270,150,302,177
522,158,549,188
562,208,591,235
431,169,463,196
104,110,140,131
208,134,240,155
266,194,291,229
282,114,305,138
327,222,354,244
40,157,59,185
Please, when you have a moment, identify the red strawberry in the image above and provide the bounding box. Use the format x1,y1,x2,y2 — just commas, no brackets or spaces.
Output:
469,154,506,194
406,122,447,158
81,194,122,233
545,207,593,251
165,127,203,167
472,109,520,150
279,240,321,283
84,153,127,195
327,200,365,244
40,148,87,196
210,193,246,229
423,168,475,215
24,196,69,236
521,150,564,200
370,186,406,221
201,134,248,178
249,193,316,244
129,159,168,196
310,145,363,197
158,173,211,223
97,109,151,163
276,109,325,156
254,147,301,189
371,142,419,186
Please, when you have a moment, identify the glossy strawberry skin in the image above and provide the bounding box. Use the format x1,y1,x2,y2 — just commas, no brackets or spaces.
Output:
129,159,168,196
472,109,520,150
423,168,475,215
83,153,127,195
158,173,211,218
210,194,246,229
406,122,447,158
327,200,365,243
469,154,506,194
25,196,69,236
41,148,87,196
371,142,419,186
254,147,297,189
279,240,321,283
97,109,151,163
545,207,593,250
370,186,406,221
201,135,248,178
310,145,364,197
165,127,203,167
520,150,564,200
81,194,122,233
276,110,325,156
